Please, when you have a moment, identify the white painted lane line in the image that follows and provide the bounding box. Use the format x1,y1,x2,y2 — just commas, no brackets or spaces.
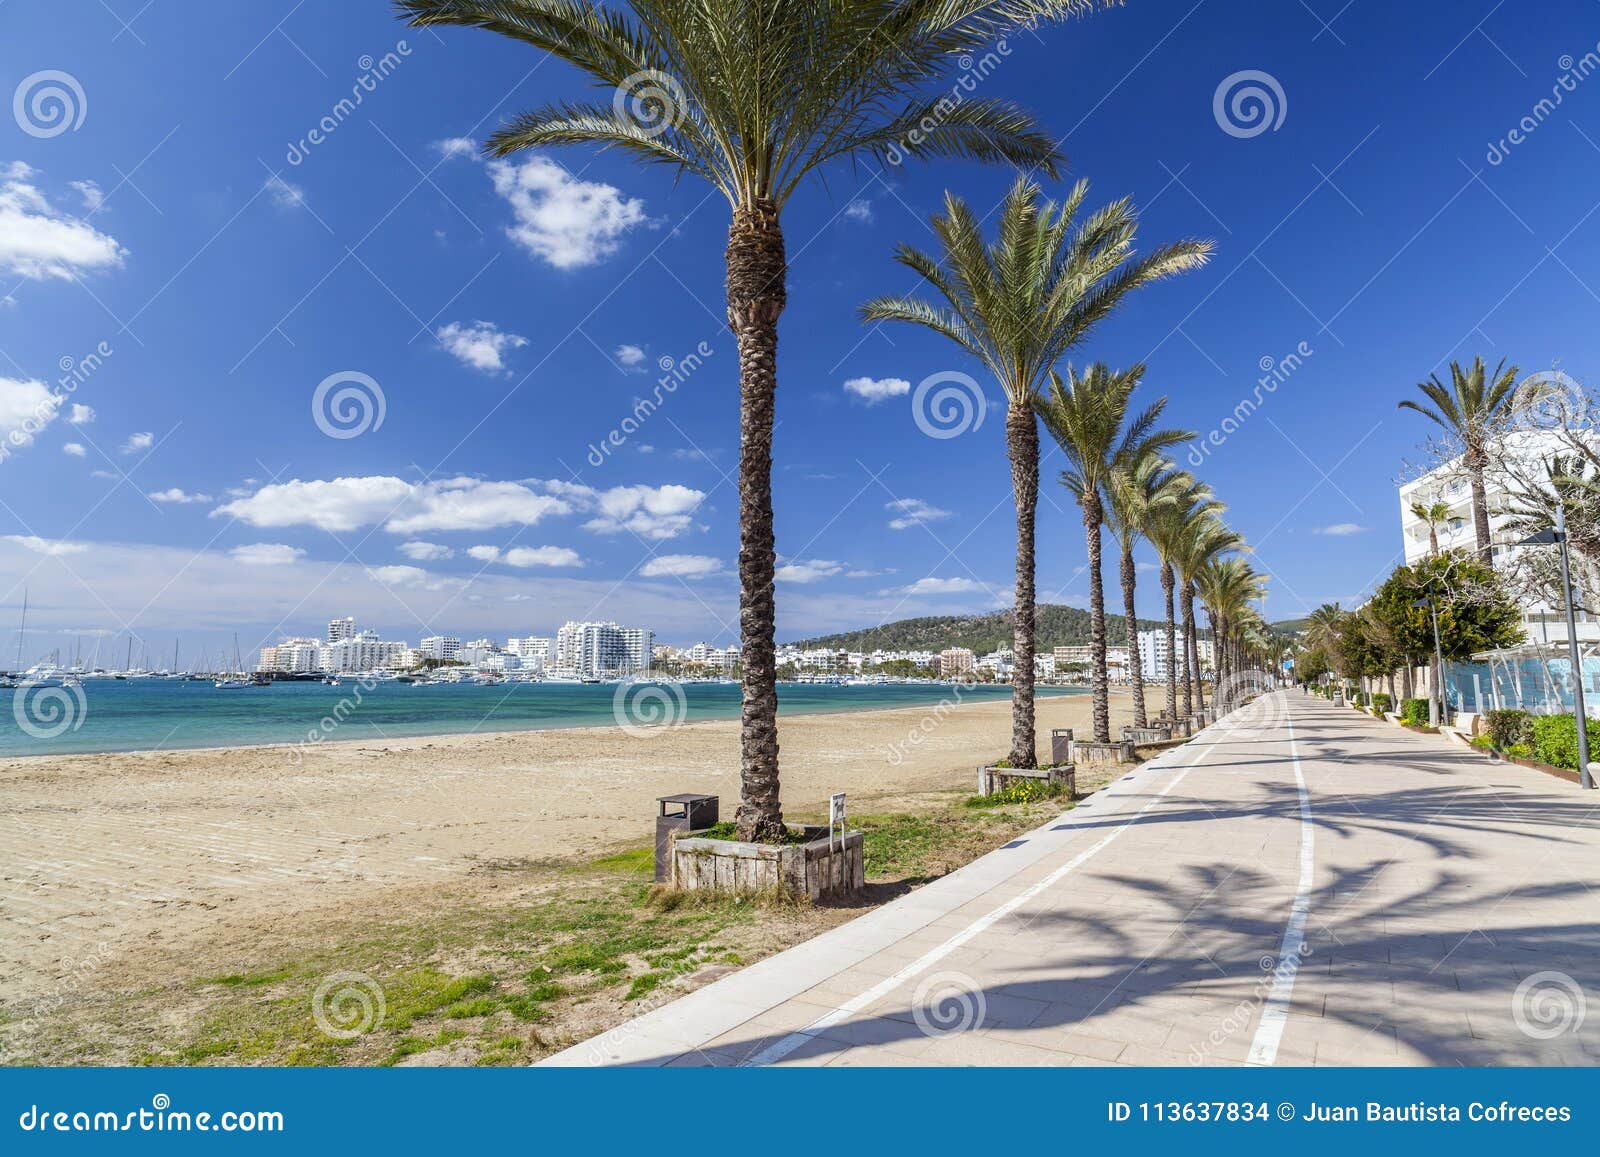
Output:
738,734,1223,1068
1247,695,1314,1066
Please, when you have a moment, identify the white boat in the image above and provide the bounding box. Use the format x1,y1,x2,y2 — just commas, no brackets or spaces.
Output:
214,678,251,689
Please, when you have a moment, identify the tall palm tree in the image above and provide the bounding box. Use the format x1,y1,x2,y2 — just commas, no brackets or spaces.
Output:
1106,451,1191,728
863,181,1210,765
1302,602,1344,655
1409,500,1452,556
1037,363,1192,742
1197,555,1264,701
1399,356,1521,568
401,0,1120,839
1145,477,1221,719
1170,515,1242,713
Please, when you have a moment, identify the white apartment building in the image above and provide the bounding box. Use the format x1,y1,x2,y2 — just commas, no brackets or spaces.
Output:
418,635,462,663
323,630,408,672
508,636,556,668
328,617,355,643
1398,430,1600,644
257,637,322,673
939,647,976,677
1137,629,1174,679
556,621,653,677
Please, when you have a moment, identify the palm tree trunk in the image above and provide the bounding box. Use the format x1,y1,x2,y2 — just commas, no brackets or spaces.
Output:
1085,496,1110,743
1428,526,1439,556
727,199,786,843
1161,561,1178,720
1008,404,1039,768
1187,583,1206,710
1120,541,1146,727
1179,583,1193,715
1467,446,1493,567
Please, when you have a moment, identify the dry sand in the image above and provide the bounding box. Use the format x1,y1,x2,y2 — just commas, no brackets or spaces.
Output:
1,688,1162,1002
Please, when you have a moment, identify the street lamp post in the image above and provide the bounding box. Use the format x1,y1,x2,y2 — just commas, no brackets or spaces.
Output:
1413,596,1446,727
1519,503,1594,790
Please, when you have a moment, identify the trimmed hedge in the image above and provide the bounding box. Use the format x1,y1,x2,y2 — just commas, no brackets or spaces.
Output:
1371,693,1393,716
1531,714,1581,771
1400,698,1431,726
1484,708,1531,751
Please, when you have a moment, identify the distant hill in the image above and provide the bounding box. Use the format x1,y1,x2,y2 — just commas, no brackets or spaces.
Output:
789,604,1174,654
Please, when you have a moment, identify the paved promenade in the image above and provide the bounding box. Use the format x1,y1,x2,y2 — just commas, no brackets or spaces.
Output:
548,692,1600,1067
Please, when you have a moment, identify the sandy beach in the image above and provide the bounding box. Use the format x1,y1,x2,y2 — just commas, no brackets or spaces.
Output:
1,688,1161,1004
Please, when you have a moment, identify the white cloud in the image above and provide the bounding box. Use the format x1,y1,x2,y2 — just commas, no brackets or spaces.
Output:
148,487,213,504
842,199,873,223
433,137,478,161
398,541,453,561
263,174,306,210
364,564,431,587
436,319,528,374
615,343,647,370
466,545,502,563
776,559,845,584
231,542,304,566
487,155,649,268
120,431,153,454
503,546,583,568
215,475,705,542
843,375,910,405
899,576,985,595
67,402,94,424
1314,523,1366,537
0,376,60,446
641,554,723,579
0,165,126,280
886,497,952,531
70,179,104,212
560,481,705,540
62,442,85,457
4,534,87,556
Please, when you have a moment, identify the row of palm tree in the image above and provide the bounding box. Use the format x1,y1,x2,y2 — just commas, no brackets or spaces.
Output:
402,0,1261,836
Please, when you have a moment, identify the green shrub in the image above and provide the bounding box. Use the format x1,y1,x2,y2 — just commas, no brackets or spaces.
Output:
1484,708,1530,751
1371,693,1392,716
1505,743,1532,760
1531,714,1581,770
1401,698,1431,726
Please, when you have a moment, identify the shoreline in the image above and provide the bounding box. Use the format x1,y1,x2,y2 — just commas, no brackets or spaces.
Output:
0,681,1096,763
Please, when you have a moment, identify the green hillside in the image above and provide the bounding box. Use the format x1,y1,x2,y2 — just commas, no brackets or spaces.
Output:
788,604,1174,654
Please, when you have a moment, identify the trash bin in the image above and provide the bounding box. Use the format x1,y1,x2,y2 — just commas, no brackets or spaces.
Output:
655,793,718,882
1050,728,1074,765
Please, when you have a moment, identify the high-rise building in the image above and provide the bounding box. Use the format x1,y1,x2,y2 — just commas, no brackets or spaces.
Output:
418,635,462,663
328,617,356,643
1137,629,1173,679
555,621,652,677
939,647,976,677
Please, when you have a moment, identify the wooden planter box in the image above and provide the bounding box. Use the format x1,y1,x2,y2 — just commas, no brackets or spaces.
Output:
1503,754,1584,786
668,825,864,902
1075,738,1136,765
977,763,1077,799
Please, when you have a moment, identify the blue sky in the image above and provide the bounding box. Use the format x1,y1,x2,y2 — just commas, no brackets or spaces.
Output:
4,0,1600,663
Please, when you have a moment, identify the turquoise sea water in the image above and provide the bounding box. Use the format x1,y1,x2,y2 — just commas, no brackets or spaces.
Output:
2,679,1083,758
